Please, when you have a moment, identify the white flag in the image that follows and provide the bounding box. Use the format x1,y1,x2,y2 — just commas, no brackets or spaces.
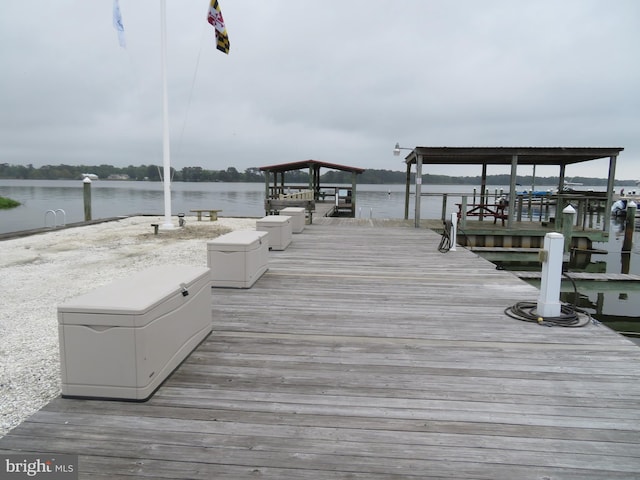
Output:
113,0,126,48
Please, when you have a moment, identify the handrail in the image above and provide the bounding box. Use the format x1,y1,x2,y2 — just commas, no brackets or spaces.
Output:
279,189,314,200
44,209,67,228
456,194,608,230
55,208,66,227
44,210,56,228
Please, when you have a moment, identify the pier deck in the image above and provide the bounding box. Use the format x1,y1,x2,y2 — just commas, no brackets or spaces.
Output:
2,219,640,479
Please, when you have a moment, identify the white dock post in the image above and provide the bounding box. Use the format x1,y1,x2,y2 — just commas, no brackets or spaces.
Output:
449,212,457,251
537,232,564,318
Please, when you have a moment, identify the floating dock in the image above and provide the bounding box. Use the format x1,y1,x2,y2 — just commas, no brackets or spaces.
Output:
1,218,639,478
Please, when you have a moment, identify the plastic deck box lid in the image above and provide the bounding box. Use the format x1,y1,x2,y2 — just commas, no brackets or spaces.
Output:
207,230,268,252
257,215,291,224
57,265,210,326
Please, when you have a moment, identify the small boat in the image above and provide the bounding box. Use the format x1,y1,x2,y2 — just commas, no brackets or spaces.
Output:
81,173,99,180
564,178,583,187
517,190,552,197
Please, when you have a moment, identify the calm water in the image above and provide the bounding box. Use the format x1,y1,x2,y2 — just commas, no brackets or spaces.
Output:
0,180,417,231
2,179,639,336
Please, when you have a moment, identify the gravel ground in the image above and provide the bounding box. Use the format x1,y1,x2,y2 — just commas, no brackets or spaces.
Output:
0,215,257,437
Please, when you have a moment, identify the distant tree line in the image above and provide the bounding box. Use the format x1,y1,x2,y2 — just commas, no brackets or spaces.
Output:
0,163,635,185
0,163,266,182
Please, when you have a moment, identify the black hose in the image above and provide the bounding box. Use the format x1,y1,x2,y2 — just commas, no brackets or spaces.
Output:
438,220,452,252
504,272,595,327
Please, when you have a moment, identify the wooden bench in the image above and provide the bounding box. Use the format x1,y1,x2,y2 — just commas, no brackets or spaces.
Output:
190,209,222,221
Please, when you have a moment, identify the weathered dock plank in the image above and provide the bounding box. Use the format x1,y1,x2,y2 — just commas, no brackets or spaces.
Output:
1,219,639,479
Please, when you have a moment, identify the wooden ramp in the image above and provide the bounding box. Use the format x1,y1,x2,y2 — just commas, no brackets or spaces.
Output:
2,219,640,479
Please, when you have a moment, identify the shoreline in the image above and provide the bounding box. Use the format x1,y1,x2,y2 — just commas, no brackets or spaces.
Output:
0,214,263,241
0,215,257,437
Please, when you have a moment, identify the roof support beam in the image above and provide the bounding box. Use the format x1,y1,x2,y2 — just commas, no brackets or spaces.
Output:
351,171,358,215
480,163,488,221
508,155,518,228
604,155,617,232
404,162,411,220
414,154,423,228
558,164,566,192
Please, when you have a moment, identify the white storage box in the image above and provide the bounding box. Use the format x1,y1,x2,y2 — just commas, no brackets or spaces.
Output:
279,207,306,233
256,215,292,251
208,230,269,288
58,265,212,401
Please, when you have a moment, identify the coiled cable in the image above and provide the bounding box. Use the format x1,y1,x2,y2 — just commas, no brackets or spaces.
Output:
438,220,453,253
504,272,595,327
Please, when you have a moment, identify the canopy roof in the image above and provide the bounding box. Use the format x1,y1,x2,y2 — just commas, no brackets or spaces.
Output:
404,147,624,166
259,159,365,174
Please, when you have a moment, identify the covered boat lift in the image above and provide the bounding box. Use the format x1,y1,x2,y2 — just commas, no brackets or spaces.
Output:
260,159,365,218
401,146,624,230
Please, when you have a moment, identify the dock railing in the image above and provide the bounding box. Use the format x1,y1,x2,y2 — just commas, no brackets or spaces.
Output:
278,189,314,200
423,190,609,231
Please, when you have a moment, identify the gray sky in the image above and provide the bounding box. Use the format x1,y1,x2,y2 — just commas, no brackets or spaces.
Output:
1,0,639,180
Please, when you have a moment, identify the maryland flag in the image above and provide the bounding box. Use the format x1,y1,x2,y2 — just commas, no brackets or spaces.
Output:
207,0,230,54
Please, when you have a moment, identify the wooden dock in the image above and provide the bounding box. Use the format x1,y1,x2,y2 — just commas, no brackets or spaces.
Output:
2,219,640,479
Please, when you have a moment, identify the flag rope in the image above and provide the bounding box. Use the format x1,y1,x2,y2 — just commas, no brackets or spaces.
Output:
175,22,208,162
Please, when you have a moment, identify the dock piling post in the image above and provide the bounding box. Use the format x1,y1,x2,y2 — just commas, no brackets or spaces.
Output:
441,193,448,221
562,204,576,254
516,196,523,222
83,177,92,221
460,196,468,230
623,201,637,253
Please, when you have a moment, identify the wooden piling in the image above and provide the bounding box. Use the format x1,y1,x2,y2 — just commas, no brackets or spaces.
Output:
623,200,637,253
562,204,576,253
83,178,92,221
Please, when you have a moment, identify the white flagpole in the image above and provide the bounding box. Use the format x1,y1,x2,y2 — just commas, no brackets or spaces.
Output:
160,0,174,229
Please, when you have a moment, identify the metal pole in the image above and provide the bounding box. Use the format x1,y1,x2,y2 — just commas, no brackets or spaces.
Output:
160,0,173,229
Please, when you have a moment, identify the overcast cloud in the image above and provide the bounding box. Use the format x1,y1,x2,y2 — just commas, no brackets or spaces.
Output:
1,0,639,179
